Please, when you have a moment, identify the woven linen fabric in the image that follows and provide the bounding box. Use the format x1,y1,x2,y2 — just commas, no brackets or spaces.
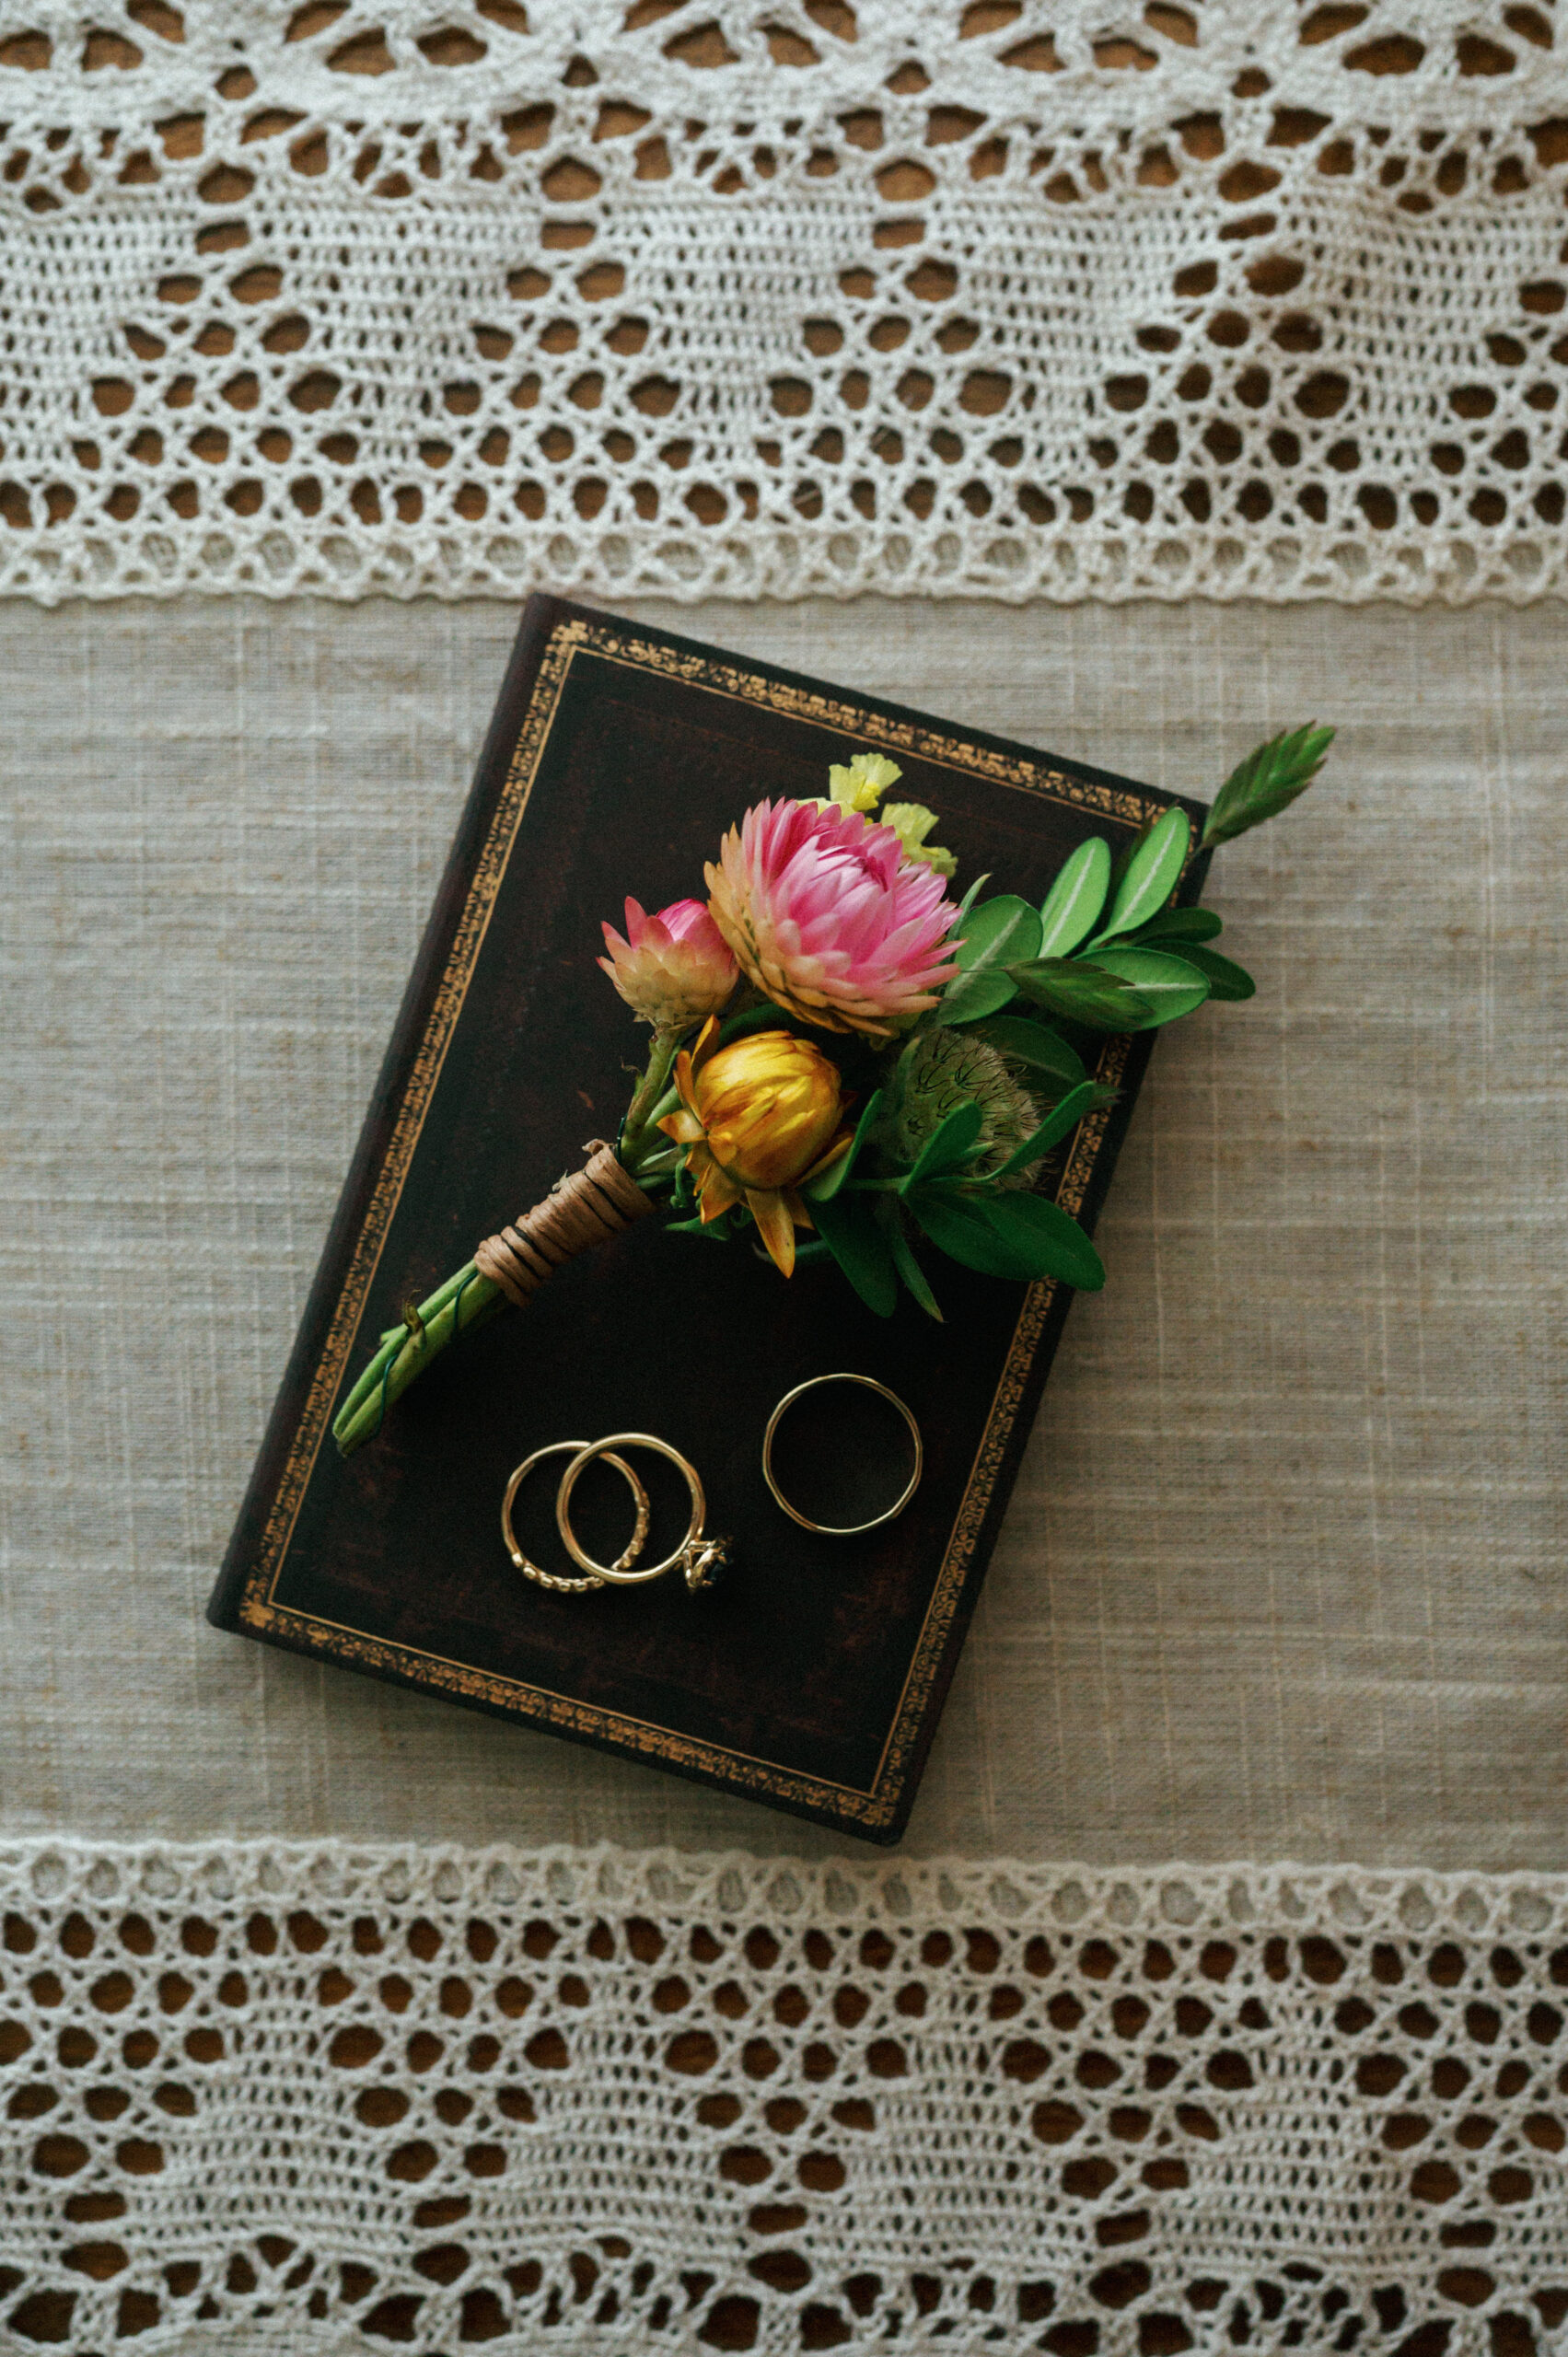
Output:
1,1838,1567,2354
5,0,1568,607
2,592,1564,1869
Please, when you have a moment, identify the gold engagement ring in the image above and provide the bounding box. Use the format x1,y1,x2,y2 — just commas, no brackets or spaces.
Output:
556,1434,730,1595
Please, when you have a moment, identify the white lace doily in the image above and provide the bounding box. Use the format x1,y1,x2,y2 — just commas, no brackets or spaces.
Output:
2,1840,1565,2352
3,0,1567,603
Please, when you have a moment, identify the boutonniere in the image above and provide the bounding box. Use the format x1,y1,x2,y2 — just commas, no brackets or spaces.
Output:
333,726,1331,1454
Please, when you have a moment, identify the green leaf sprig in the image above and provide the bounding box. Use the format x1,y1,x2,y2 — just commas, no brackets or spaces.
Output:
947,807,1226,1036
804,1062,1120,1320
1202,723,1334,848
681,721,1331,1332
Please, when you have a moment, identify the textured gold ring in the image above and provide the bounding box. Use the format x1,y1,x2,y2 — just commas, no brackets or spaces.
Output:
761,1374,923,1536
502,1441,650,1594
557,1434,730,1593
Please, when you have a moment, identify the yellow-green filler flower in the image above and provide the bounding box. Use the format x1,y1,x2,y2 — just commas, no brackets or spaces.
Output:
880,800,958,877
822,749,956,876
826,750,903,812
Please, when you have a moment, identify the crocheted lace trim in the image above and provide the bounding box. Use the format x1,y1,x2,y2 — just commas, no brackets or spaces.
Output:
2,1838,1565,2351
3,0,1568,604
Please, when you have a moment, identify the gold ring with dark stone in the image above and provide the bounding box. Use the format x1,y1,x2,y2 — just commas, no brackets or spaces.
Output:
556,1434,730,1594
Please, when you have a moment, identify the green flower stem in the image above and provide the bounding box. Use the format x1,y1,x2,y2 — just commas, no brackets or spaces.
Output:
619,1026,683,1173
331,1262,504,1457
332,1028,693,1459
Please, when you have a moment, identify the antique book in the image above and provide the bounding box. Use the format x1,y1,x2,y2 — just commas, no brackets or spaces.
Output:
208,597,1210,1841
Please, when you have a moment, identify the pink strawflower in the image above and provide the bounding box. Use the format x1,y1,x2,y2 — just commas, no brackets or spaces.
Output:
705,798,961,1038
598,897,738,1028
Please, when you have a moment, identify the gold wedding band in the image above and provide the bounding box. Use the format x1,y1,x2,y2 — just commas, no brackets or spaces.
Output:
556,1434,730,1594
502,1441,650,1594
761,1374,923,1536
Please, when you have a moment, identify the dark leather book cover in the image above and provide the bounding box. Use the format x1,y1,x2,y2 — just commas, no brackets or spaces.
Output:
208,598,1211,1842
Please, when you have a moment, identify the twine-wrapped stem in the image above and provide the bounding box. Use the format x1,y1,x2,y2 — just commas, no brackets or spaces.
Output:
331,1144,656,1458
473,1144,656,1308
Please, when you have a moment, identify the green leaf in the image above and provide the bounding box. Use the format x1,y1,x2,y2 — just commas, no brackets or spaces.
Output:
803,1088,883,1202
939,970,1018,1026
1202,723,1335,849
887,1216,944,1321
811,1187,899,1318
939,894,1043,1025
908,1188,1035,1282
975,1016,1087,1087
1165,942,1255,1001
993,1080,1115,1178
954,869,992,923
1037,837,1112,958
1105,816,1151,902
958,894,1043,970
909,1185,1105,1290
903,1099,983,1190
667,1213,732,1240
1092,806,1191,945
1132,906,1223,946
1089,945,1211,1028
1008,957,1151,1030
983,1191,1107,1290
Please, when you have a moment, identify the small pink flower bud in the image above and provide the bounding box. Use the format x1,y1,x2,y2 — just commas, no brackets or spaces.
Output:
598,897,738,1028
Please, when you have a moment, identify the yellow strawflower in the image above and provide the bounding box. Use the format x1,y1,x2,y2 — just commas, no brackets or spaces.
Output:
658,1020,852,1276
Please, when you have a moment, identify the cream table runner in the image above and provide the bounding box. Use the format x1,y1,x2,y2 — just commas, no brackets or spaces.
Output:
4,594,1563,1869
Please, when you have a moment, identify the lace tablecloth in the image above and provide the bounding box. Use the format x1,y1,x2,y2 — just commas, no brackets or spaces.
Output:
3,0,1568,605
3,1839,1566,2355
6,4,1568,2346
